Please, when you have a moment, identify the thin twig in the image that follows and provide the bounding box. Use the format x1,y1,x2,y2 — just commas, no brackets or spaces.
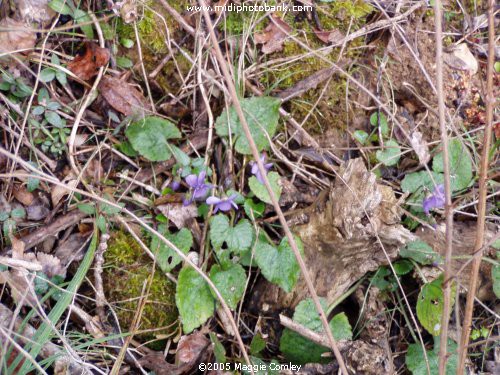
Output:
197,2,349,373
433,0,455,371
456,0,496,372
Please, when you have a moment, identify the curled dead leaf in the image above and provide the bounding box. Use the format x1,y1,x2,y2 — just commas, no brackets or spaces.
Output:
98,76,150,116
313,27,344,45
443,43,478,74
12,184,34,206
157,203,197,229
176,332,210,365
23,252,65,278
51,178,78,206
409,131,430,166
255,15,291,54
68,42,110,81
0,18,36,57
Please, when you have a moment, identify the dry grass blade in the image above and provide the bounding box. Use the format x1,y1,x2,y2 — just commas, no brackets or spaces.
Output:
197,1,349,373
433,0,455,372
457,0,496,372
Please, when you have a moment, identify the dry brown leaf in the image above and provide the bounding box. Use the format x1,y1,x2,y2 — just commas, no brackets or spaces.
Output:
26,196,50,221
23,252,65,278
409,131,430,166
98,75,150,116
0,18,36,56
51,178,78,206
255,15,291,54
175,332,210,365
17,0,56,26
157,203,198,229
12,184,34,206
443,43,478,74
68,42,110,81
312,27,344,45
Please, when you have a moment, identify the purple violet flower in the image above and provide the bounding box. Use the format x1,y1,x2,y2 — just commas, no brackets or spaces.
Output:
422,184,445,215
206,194,239,213
183,171,211,206
250,154,273,184
170,179,180,191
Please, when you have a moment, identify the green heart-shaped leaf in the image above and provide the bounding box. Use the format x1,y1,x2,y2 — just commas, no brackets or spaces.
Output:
254,236,302,292
176,266,215,333
215,96,280,154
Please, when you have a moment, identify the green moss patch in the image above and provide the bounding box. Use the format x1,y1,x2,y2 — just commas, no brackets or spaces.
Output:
103,231,178,342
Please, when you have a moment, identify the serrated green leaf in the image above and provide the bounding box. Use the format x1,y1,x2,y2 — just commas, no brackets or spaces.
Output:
254,236,302,292
99,195,124,215
280,298,352,364
376,139,400,166
353,130,369,144
153,226,193,273
73,9,94,39
46,101,61,111
432,139,473,192
48,0,73,15
406,338,460,375
39,68,56,83
77,203,95,215
400,240,441,265
176,266,215,333
116,140,138,157
55,69,67,85
370,112,389,137
215,96,280,154
27,177,39,192
209,263,246,309
209,333,226,363
244,199,265,219
0,211,10,221
120,38,135,48
209,215,254,254
116,56,133,69
394,259,414,275
250,333,266,355
126,116,181,161
492,265,500,298
10,207,26,219
45,111,63,127
3,218,16,237
32,106,45,116
417,275,455,336
248,172,281,204
401,171,444,193
170,144,190,166
371,267,392,291
34,272,50,295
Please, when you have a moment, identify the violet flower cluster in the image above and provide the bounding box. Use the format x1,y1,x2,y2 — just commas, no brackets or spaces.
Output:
249,154,273,184
422,184,445,215
181,154,273,213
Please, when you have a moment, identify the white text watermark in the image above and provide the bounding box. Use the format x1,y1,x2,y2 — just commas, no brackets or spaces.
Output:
187,3,313,13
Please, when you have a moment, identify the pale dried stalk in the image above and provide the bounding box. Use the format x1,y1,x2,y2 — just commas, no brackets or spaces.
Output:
433,0,455,372
197,1,349,373
456,0,496,372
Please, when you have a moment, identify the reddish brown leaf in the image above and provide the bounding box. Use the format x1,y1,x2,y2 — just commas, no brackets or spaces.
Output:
68,42,110,81
255,15,292,54
98,76,150,116
12,184,34,206
313,27,344,45
175,332,210,365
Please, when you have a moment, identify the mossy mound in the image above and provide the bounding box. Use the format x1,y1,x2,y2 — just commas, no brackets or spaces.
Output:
116,0,192,94
103,231,178,342
255,0,373,134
